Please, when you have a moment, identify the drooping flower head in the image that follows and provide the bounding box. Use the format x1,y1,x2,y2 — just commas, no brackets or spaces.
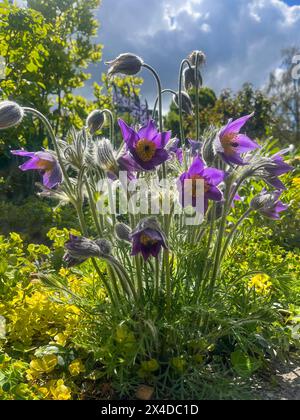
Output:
63,234,112,267
178,156,225,213
130,217,168,261
0,101,24,130
106,53,144,77
250,189,288,220
174,91,193,115
187,139,202,157
215,113,260,165
86,110,105,134
263,150,294,190
11,150,62,189
118,119,171,171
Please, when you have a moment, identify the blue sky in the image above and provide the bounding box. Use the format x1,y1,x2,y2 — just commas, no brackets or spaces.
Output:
80,0,300,107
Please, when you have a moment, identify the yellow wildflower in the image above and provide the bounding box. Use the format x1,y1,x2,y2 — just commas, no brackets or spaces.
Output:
248,274,272,295
68,359,85,376
28,355,58,379
49,379,72,400
54,333,67,347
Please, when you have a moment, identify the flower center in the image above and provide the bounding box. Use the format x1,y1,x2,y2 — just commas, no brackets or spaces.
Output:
135,139,156,162
140,233,158,247
220,132,239,155
36,159,54,171
189,175,210,198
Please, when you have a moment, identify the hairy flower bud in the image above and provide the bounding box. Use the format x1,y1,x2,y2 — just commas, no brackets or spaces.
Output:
106,53,144,77
115,223,132,242
95,239,113,256
174,91,193,115
0,101,24,130
97,138,118,174
250,190,280,211
187,50,206,67
202,127,217,166
183,66,203,90
86,110,105,134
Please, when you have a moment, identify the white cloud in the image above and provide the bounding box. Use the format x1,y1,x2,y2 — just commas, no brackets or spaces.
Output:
84,0,300,106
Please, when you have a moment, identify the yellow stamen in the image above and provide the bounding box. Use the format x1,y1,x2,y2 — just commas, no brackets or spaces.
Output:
135,139,156,162
220,132,239,155
36,159,54,171
140,233,158,247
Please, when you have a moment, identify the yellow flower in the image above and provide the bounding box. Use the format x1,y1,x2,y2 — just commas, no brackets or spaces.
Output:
248,274,272,295
68,359,85,377
140,359,159,373
171,357,187,372
28,355,58,378
292,177,300,187
54,333,67,347
49,379,72,400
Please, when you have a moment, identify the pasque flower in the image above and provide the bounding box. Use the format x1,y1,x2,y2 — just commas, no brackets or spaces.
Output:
63,234,112,267
0,101,24,129
262,150,294,190
118,119,171,171
11,150,62,189
106,53,143,77
130,217,168,261
178,156,225,213
86,110,105,134
251,189,288,220
215,113,260,165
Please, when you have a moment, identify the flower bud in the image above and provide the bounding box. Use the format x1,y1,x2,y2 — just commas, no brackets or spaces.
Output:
97,138,118,173
250,190,279,211
202,127,217,166
65,235,102,259
86,110,105,134
174,91,193,115
187,50,206,67
183,66,203,90
95,238,113,256
0,101,24,130
105,53,144,77
115,223,132,242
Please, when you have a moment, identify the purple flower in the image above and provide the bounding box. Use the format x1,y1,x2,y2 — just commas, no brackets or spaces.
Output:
130,217,167,261
251,190,288,220
11,150,62,189
118,119,171,171
63,235,112,267
264,150,294,190
178,156,225,213
166,138,183,164
215,113,260,165
187,139,202,156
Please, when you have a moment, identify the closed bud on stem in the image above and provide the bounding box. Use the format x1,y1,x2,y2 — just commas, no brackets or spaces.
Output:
105,53,144,77
187,50,206,67
174,91,193,115
202,127,217,166
86,110,105,134
183,66,203,90
0,101,24,130
95,239,113,256
97,138,118,173
115,223,132,242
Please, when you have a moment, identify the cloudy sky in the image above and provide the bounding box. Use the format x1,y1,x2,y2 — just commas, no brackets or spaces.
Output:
81,0,300,107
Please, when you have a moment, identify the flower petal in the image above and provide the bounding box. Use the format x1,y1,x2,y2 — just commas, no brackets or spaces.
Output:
42,163,62,189
205,185,223,202
118,118,139,148
202,167,225,186
219,152,247,166
222,113,254,136
138,119,158,140
188,156,205,176
236,134,260,153
152,131,172,148
19,156,41,171
11,150,35,158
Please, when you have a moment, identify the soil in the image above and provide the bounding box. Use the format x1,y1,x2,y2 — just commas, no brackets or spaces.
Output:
254,357,300,400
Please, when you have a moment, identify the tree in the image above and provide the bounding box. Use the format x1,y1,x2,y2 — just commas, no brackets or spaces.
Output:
165,84,274,141
0,0,102,199
268,47,300,145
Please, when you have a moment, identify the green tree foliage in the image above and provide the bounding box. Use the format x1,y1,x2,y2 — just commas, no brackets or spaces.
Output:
268,47,300,145
165,84,275,142
0,0,102,199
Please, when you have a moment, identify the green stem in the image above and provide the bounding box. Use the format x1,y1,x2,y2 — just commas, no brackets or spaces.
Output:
103,109,115,147
178,59,192,146
195,53,201,142
220,208,252,262
23,107,73,194
152,89,177,120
